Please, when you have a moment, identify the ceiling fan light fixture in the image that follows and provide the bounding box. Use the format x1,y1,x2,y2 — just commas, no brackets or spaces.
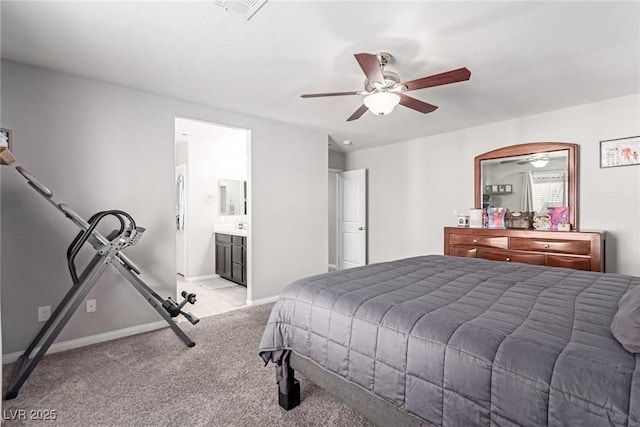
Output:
531,159,549,168
363,92,401,116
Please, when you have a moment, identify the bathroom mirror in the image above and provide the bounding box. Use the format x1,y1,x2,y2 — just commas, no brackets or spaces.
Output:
219,179,246,215
474,142,578,229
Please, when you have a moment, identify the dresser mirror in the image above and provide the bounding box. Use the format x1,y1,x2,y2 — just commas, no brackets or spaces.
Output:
474,142,578,229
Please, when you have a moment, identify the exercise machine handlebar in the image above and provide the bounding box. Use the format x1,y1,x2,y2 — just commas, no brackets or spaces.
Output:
15,166,53,198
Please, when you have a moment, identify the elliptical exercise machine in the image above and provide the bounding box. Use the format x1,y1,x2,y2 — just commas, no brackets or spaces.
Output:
4,166,198,400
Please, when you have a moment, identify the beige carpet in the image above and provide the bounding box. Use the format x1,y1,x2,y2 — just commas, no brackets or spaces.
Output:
2,304,372,426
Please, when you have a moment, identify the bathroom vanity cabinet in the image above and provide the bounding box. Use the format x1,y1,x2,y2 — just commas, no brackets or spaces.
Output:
215,233,246,286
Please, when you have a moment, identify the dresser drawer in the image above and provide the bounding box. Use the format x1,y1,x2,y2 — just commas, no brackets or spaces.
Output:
545,255,591,271
448,234,508,249
444,227,604,272
449,246,478,257
510,237,590,255
478,248,545,265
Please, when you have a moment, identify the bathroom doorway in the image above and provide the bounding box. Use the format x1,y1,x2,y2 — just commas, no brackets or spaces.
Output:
174,117,250,320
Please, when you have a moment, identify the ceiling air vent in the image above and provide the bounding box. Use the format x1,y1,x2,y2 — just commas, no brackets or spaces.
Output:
214,0,268,20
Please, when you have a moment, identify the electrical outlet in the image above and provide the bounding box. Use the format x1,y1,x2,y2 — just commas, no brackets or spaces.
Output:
86,299,97,313
37,305,51,323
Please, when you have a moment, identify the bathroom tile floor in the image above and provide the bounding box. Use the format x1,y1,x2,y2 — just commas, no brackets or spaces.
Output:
176,275,247,321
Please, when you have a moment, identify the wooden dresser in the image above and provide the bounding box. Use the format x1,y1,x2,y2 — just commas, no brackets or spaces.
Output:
444,227,605,272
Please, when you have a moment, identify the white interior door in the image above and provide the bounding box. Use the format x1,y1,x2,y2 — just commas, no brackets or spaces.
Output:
339,169,367,269
175,164,186,276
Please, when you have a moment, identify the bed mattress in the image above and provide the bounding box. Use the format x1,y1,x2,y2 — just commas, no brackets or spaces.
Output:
259,255,639,426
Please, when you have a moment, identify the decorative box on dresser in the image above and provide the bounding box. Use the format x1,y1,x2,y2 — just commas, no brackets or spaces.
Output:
444,227,605,272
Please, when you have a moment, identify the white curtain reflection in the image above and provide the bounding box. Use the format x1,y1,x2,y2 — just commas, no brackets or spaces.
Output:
531,170,566,212
521,172,534,211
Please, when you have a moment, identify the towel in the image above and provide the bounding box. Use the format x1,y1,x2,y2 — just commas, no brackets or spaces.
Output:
176,174,185,230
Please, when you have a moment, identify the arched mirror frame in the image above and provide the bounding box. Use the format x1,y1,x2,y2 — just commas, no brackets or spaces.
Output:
474,142,578,230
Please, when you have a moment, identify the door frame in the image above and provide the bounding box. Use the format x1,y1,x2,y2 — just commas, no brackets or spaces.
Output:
328,168,342,271
337,168,367,270
175,163,188,277
174,116,252,301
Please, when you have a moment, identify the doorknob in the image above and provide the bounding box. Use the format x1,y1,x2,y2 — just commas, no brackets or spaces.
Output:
358,226,366,231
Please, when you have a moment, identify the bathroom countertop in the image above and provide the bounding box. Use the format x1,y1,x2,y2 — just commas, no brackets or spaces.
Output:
213,226,247,237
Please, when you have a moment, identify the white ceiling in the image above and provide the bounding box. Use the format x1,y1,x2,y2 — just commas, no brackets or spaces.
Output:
2,1,639,153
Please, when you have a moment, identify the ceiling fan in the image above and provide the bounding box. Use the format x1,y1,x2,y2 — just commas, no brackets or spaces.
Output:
301,52,471,121
500,155,551,167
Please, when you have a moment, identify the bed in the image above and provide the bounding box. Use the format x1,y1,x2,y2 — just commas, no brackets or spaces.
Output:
259,255,639,426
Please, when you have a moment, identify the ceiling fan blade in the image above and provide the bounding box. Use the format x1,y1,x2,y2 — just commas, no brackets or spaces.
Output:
401,67,471,91
301,91,361,98
354,53,385,84
398,94,438,114
346,104,369,121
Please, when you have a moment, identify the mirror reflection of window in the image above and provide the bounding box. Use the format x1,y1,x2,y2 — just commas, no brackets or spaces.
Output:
531,170,567,212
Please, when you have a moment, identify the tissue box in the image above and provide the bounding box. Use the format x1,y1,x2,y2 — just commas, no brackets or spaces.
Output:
456,215,469,227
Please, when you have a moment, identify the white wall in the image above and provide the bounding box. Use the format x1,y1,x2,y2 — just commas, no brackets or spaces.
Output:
346,93,640,275
329,150,346,170
1,60,327,355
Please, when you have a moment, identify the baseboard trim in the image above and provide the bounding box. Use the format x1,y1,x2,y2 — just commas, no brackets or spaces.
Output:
2,320,167,365
184,274,218,282
328,264,337,271
246,295,279,306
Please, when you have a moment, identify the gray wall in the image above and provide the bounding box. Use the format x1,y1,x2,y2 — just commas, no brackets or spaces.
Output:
346,93,640,275
329,150,346,170
1,60,327,354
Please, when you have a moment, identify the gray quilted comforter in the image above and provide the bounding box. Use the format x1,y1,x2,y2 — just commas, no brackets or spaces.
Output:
259,255,640,426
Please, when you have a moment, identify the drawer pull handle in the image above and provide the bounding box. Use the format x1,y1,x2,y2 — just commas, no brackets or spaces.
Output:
506,257,511,262
543,244,550,249
473,239,478,244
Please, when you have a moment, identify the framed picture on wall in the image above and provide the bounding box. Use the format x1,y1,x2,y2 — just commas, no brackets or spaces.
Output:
0,128,12,151
600,135,640,168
